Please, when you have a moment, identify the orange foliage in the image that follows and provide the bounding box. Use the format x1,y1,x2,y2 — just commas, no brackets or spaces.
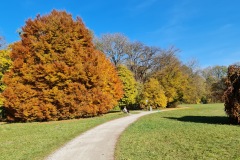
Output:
2,10,123,122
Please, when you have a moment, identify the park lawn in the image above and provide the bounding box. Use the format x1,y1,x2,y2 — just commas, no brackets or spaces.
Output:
0,111,127,160
115,103,240,160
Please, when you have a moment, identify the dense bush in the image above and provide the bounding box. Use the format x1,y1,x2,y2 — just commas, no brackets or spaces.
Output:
224,65,240,124
2,10,123,122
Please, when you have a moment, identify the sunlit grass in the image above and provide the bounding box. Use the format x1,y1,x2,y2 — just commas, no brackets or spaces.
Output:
0,111,127,160
115,103,240,160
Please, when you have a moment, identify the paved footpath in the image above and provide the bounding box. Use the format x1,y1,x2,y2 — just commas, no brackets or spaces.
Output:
46,111,157,160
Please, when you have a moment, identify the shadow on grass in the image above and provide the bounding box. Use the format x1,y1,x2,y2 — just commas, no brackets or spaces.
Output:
107,110,121,113
164,116,232,125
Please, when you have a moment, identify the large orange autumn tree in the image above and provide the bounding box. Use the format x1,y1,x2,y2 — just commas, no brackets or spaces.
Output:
2,10,123,122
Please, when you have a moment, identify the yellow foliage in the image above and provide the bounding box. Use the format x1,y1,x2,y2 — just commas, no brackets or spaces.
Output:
0,48,12,92
141,78,167,108
153,63,188,105
117,65,138,107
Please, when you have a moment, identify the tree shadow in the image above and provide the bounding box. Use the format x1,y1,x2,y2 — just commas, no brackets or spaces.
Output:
107,110,121,113
164,116,234,125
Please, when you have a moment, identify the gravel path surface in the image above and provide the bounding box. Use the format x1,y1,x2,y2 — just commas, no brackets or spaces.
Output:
46,111,157,160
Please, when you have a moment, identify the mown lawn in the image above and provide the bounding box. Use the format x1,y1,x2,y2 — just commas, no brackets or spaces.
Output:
115,104,240,160
0,111,127,160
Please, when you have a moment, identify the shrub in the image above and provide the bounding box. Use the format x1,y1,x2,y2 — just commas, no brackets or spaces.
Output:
224,65,240,124
2,10,123,122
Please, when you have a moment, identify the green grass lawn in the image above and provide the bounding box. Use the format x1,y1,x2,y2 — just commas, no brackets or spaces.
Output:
0,111,127,160
115,103,240,160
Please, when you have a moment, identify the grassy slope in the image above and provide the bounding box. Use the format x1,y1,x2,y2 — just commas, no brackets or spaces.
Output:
115,104,240,160
0,112,126,160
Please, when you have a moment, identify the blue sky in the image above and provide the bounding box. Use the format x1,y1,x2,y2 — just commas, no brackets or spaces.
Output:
0,0,239,67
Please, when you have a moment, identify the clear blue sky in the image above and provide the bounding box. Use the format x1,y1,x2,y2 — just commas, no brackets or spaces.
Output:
0,0,239,67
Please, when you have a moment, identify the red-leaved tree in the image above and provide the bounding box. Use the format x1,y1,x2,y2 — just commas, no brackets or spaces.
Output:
224,65,240,124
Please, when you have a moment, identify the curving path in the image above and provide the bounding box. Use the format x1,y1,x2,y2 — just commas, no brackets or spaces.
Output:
46,111,157,160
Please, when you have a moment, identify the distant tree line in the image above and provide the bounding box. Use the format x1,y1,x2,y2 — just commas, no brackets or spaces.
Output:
0,10,238,122
94,33,231,109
